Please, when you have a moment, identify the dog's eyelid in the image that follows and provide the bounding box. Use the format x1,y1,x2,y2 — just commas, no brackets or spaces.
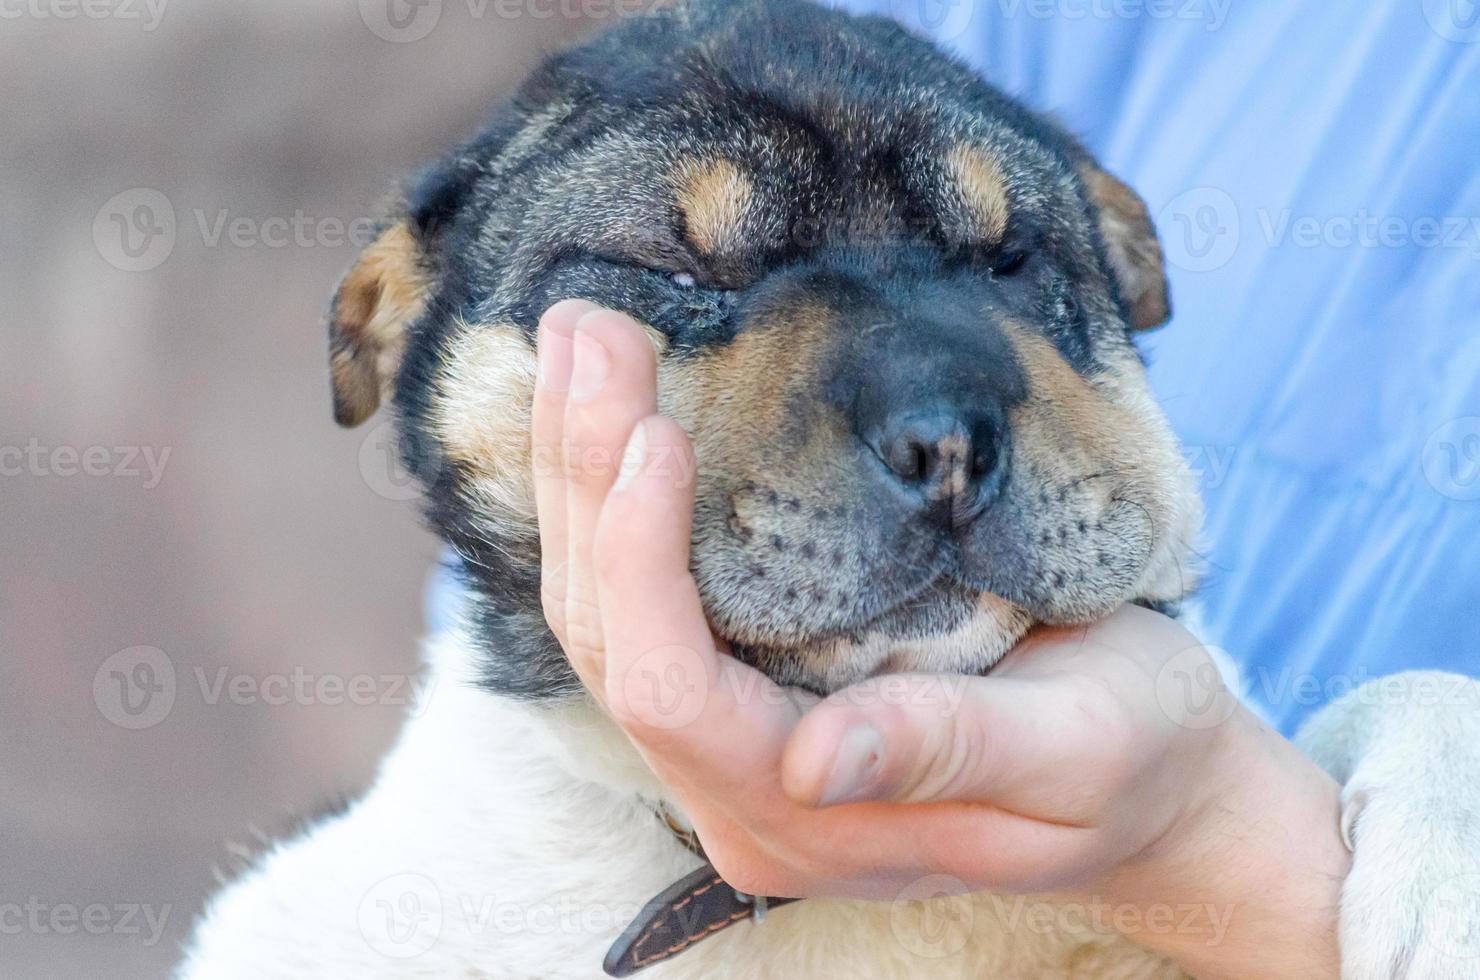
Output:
604,254,734,293
948,236,1032,276
672,269,740,294
988,245,1031,276
582,248,687,277
979,222,1043,274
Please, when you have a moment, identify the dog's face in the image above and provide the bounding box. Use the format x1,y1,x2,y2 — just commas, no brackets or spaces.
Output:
328,0,1200,697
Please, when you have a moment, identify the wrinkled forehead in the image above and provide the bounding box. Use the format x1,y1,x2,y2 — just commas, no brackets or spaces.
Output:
517,98,1075,277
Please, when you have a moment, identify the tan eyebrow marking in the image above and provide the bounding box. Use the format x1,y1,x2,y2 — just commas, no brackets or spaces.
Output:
946,143,1010,243
675,158,753,255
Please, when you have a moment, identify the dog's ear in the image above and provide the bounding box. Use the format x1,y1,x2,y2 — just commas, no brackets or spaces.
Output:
328,159,470,426
1078,165,1171,332
327,218,433,427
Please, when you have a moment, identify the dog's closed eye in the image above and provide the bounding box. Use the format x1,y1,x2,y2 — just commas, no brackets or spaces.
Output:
586,249,727,292
989,249,1030,277
666,269,737,295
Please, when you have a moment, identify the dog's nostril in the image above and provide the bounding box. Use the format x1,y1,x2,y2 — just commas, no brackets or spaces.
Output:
872,410,1006,522
970,442,998,481
885,440,931,484
879,419,937,485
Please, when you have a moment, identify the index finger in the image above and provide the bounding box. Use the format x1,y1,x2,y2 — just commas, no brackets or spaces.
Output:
592,414,807,796
532,299,601,650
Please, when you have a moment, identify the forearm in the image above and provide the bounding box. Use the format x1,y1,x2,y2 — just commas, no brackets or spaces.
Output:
1093,706,1349,980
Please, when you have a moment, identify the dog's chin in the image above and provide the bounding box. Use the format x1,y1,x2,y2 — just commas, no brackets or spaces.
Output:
718,568,1193,694
724,587,1039,694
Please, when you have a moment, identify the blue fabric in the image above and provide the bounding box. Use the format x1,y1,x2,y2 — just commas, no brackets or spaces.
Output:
851,0,1480,731
430,1,1480,735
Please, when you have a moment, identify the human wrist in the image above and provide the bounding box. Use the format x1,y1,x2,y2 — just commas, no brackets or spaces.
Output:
1090,705,1348,979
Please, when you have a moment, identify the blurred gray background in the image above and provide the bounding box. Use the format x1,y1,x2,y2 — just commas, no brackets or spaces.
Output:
0,3,594,976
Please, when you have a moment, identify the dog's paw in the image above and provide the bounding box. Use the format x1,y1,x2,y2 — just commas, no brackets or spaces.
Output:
1336,784,1480,978
1297,671,1480,979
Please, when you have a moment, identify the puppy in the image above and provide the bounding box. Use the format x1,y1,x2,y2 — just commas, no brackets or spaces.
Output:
181,1,1480,976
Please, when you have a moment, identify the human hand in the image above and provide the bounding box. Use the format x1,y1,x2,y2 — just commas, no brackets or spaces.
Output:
532,300,1346,979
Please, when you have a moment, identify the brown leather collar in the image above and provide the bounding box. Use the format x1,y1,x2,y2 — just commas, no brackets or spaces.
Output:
602,808,802,977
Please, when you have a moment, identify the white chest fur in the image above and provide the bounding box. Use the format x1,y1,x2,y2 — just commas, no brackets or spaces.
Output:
180,628,1181,979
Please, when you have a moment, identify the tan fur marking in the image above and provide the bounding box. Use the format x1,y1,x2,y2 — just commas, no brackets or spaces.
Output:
947,144,1010,243
433,323,539,524
330,221,431,426
658,303,832,452
1007,323,1154,484
435,321,668,529
1004,323,1200,606
675,158,753,255
866,593,1033,680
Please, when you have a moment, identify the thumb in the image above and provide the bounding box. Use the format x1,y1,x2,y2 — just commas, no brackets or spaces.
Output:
781,673,1106,810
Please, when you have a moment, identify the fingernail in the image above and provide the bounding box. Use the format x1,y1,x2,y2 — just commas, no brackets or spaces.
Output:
819,724,886,806
569,330,609,402
538,322,574,392
613,420,647,492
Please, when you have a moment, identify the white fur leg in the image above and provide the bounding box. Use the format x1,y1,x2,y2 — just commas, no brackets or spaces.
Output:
1296,671,1480,979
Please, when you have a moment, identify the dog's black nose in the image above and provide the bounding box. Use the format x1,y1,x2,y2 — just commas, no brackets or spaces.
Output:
870,407,1007,526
